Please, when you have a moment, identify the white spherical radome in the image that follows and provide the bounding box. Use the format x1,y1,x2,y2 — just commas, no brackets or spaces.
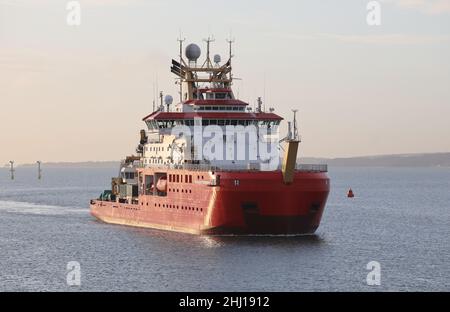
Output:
185,43,201,62
164,95,174,105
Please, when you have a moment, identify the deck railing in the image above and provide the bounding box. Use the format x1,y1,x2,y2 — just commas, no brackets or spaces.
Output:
135,163,328,173
296,164,328,173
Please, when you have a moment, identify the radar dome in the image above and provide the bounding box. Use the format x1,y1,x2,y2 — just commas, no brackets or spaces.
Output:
185,43,201,62
164,95,173,105
214,54,221,64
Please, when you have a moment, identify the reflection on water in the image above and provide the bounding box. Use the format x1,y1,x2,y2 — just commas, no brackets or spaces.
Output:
202,234,325,248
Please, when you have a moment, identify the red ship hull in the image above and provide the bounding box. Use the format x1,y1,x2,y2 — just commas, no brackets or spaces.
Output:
90,169,330,235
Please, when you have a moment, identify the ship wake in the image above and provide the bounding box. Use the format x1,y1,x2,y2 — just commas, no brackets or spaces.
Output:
0,200,88,216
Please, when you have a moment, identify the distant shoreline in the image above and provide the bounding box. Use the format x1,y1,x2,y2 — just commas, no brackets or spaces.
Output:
17,161,120,169
11,152,450,168
300,152,450,167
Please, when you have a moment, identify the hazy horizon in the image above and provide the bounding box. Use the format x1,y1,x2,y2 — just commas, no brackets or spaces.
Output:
1,0,450,164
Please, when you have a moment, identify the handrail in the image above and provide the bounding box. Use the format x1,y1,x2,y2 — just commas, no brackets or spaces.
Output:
135,163,328,173
296,164,328,173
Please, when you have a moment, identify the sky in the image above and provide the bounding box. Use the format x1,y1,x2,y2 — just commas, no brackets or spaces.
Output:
0,0,449,164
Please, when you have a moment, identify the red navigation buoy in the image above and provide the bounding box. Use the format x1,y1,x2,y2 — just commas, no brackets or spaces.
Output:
347,188,355,198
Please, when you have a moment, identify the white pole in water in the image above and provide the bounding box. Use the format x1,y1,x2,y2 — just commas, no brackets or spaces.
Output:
9,161,15,180
37,161,42,180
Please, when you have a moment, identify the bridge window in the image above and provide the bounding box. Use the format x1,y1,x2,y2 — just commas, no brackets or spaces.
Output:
215,93,228,99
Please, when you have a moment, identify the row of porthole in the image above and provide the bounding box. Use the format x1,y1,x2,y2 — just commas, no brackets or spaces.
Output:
154,202,203,213
169,188,192,194
126,206,140,211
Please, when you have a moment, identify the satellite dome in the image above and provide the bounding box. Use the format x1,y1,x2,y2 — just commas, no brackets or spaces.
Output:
185,43,201,62
164,95,173,105
213,54,221,64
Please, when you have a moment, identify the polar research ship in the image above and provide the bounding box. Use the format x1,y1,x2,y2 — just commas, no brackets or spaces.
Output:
90,38,330,235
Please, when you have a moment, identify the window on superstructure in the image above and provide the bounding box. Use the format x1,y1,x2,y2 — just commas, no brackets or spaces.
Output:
215,93,227,99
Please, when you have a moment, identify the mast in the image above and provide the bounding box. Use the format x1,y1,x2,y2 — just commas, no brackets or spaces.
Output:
292,109,300,141
226,37,235,84
159,91,164,111
177,36,185,102
202,36,215,69
170,37,234,101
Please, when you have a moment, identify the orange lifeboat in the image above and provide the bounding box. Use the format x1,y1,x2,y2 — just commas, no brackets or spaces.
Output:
347,188,355,198
156,177,168,193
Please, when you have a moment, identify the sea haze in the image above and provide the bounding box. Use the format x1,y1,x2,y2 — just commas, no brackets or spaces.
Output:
0,166,449,291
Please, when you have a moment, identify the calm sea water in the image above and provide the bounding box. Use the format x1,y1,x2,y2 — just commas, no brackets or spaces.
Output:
0,166,449,292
